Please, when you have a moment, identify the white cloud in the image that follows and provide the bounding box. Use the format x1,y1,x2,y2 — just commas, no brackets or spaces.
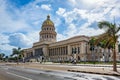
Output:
26,31,39,43
0,1,31,33
65,23,77,37
57,33,66,41
0,0,120,56
0,44,15,53
56,8,66,15
41,4,51,10
52,17,61,27
0,31,39,55
78,24,105,36
8,33,32,47
8,32,39,48
57,8,105,24
0,33,15,55
56,0,120,41
0,44,15,56
0,34,9,45
110,8,120,18
81,0,103,5
0,0,53,55
68,0,104,9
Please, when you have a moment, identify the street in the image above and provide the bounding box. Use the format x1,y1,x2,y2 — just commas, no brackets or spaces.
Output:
0,64,120,80
0,64,63,80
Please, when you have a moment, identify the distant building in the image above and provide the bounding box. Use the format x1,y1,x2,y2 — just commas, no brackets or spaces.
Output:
23,15,120,62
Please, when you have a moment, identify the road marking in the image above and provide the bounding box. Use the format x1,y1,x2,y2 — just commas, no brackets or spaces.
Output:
7,72,32,80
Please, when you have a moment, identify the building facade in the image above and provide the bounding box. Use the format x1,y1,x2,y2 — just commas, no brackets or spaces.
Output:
23,15,120,62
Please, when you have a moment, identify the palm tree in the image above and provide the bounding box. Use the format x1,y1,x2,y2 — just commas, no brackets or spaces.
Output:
98,40,109,62
12,47,24,64
97,21,120,72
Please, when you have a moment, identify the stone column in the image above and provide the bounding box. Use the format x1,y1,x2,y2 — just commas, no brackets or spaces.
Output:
53,48,55,56
43,47,48,57
33,49,35,56
73,45,76,56
61,47,63,55
81,42,85,54
67,45,71,55
60,47,62,55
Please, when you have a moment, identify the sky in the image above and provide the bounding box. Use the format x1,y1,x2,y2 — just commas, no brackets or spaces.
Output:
0,0,120,56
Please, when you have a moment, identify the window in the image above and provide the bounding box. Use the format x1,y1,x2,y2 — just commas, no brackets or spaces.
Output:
72,48,74,54
78,47,80,54
66,46,68,54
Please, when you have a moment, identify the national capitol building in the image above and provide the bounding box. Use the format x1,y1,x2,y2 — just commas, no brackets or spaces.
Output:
23,15,120,62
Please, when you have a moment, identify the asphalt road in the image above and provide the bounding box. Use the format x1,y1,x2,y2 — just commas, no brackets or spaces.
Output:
0,64,63,80
0,64,120,80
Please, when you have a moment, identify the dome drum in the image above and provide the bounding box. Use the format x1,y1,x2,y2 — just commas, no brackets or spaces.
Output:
40,31,56,34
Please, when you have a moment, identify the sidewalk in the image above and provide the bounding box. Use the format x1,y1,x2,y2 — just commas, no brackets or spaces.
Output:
6,62,120,76
68,67,120,76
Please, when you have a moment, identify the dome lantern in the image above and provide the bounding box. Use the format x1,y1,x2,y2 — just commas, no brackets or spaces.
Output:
42,15,54,26
47,15,50,20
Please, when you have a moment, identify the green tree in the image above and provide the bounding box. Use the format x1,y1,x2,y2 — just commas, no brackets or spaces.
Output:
97,21,120,71
5,56,8,62
12,47,24,64
98,40,110,62
0,53,5,61
89,37,96,63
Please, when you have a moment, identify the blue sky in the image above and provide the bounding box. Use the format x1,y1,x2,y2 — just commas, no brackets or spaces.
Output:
0,0,120,56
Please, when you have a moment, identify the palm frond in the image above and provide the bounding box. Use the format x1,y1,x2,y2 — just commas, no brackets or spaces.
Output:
116,27,120,33
98,21,110,29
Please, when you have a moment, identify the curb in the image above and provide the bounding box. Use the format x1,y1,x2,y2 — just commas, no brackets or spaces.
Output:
68,69,120,76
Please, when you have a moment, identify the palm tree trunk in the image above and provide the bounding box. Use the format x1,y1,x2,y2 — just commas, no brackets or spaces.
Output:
113,47,117,71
